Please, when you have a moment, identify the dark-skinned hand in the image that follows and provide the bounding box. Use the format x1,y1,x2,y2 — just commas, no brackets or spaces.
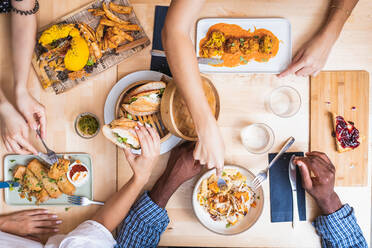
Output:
150,142,202,208
293,151,342,215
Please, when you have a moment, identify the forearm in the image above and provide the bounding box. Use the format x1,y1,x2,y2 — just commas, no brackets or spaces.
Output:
149,173,179,208
319,0,358,41
162,0,214,132
11,0,37,95
91,177,145,232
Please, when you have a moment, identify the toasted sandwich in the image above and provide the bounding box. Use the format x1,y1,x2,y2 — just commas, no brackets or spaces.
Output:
102,117,140,149
122,81,166,116
332,113,362,153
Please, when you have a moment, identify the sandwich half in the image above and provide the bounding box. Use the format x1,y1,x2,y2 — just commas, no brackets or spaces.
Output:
332,113,362,153
102,117,140,149
122,81,166,116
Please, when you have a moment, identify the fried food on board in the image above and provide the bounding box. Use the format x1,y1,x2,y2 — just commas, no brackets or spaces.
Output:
35,1,143,89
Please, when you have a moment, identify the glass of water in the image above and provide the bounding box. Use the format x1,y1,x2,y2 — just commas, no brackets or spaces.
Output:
269,86,301,118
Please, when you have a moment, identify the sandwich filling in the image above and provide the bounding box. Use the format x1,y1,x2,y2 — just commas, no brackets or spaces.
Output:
128,89,164,105
112,128,139,148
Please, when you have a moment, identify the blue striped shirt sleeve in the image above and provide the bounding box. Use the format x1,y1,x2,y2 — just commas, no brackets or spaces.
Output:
115,191,170,248
313,204,367,248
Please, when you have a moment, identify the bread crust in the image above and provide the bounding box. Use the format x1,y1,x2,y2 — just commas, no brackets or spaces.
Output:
102,118,140,149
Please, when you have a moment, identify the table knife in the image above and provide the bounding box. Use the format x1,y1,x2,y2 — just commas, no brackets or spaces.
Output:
151,49,224,65
289,154,299,228
0,181,19,189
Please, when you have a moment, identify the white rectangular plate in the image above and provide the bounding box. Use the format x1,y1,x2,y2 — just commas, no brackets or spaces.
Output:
4,153,93,206
196,18,291,73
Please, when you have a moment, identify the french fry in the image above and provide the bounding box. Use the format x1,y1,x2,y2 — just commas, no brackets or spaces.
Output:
78,23,96,42
108,40,117,49
100,18,129,27
102,2,129,25
109,2,133,14
90,41,102,59
116,24,140,31
111,26,134,42
96,23,104,42
87,8,105,16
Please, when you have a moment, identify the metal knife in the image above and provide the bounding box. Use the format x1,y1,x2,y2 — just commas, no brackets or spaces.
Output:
0,181,20,189
151,49,224,65
289,154,299,228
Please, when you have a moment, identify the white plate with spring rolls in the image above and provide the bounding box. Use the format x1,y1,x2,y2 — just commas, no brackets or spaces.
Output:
3,153,93,206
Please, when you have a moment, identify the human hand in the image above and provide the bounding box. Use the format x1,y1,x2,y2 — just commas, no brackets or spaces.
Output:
0,101,37,154
123,123,160,184
150,142,202,208
278,32,336,78
194,118,225,177
15,90,46,138
0,209,61,237
293,151,342,215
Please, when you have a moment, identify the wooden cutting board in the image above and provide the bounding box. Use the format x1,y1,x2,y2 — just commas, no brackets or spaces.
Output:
310,71,369,186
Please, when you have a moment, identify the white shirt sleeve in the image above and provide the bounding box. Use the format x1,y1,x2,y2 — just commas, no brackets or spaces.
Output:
52,220,117,248
0,230,43,248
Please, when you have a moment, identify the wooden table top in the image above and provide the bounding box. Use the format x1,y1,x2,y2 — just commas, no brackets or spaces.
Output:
0,0,371,247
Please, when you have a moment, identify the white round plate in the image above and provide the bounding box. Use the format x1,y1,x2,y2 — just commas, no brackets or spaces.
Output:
192,165,264,235
104,70,183,155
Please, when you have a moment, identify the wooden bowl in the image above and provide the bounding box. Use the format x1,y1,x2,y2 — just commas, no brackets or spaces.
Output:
115,78,171,143
160,75,220,141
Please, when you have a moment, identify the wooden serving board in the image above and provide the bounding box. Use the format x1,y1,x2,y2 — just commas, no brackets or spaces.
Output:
310,71,369,186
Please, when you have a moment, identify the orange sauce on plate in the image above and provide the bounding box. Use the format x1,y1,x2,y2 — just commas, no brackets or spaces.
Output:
199,23,280,67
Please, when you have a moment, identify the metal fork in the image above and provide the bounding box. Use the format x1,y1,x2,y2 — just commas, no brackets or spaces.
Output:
36,129,58,164
67,195,104,206
252,136,295,190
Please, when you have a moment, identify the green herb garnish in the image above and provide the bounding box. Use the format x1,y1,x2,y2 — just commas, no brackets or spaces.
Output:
254,35,259,39
261,58,268,62
8,168,13,173
159,88,165,95
222,171,226,176
48,178,56,183
240,38,245,42
14,178,19,182
10,160,15,163
86,57,95,66
127,114,133,120
129,97,137,103
65,207,70,211
226,223,231,228
231,43,235,47
117,137,128,144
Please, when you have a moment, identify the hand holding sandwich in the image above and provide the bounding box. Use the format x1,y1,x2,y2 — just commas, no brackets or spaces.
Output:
123,123,161,184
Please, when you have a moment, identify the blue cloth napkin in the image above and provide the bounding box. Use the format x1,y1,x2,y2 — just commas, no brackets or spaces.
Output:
150,6,172,77
269,152,306,222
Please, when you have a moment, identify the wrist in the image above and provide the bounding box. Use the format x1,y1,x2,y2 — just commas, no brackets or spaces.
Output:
149,175,179,208
131,174,149,187
14,86,29,100
316,192,342,215
0,215,9,232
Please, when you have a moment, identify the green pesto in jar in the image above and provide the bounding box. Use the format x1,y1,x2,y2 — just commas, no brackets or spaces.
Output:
78,115,99,136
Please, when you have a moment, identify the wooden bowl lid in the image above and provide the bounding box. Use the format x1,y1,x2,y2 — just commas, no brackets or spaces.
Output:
160,75,220,141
